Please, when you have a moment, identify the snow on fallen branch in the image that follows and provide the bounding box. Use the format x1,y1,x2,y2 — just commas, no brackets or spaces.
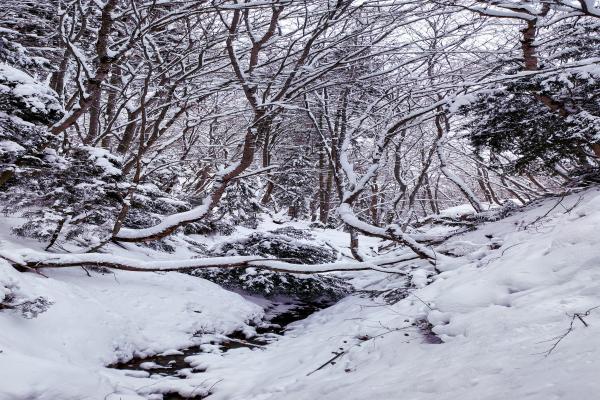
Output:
114,202,213,242
0,244,418,275
338,203,440,263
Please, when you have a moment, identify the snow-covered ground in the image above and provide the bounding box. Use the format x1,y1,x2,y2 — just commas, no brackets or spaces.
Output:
198,189,600,400
2,188,600,399
0,257,263,399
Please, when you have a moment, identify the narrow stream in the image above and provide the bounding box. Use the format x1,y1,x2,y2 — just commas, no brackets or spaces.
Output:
107,300,328,399
106,283,438,399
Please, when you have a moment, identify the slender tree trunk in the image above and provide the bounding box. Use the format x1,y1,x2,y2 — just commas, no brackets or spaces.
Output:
50,50,69,102
370,178,379,226
83,92,101,145
102,64,122,148
436,113,483,212
260,129,274,204
349,228,363,262
424,174,438,214
318,146,329,223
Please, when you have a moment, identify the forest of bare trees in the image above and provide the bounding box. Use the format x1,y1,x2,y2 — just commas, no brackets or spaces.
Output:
2,0,599,272
1,1,600,399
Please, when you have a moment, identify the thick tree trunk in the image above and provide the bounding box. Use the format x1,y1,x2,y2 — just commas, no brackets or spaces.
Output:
116,109,138,155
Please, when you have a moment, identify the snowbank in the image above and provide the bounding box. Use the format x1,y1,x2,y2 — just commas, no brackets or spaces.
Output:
195,189,600,400
0,262,262,399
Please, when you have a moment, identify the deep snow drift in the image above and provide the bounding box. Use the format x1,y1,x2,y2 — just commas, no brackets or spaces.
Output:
1,188,600,399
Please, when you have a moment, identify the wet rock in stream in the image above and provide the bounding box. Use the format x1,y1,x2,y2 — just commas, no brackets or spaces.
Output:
109,346,206,375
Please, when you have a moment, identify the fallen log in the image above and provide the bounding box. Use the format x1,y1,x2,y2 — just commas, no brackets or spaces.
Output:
0,244,418,275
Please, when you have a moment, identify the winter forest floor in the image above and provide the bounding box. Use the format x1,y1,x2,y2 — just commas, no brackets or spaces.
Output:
2,188,600,400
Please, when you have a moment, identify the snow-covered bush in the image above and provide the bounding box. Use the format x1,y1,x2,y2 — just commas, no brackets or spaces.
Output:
215,179,264,229
0,65,63,125
0,1,57,74
0,64,63,188
192,228,346,301
459,21,600,174
212,231,338,265
0,117,58,183
2,142,198,248
191,267,352,302
460,84,591,172
271,153,315,220
0,270,53,319
184,220,237,236
5,146,122,245
269,226,315,240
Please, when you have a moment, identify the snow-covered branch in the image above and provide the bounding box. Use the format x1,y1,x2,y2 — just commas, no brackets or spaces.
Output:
0,244,416,275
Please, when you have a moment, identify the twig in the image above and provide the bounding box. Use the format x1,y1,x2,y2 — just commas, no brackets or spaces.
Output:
306,350,347,376
221,337,266,349
543,305,599,357
479,242,525,268
306,326,410,376
522,192,569,230
561,195,583,214
412,294,433,310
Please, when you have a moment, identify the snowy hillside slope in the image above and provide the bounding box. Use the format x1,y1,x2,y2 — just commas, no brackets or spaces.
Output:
197,188,600,400
0,188,599,400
